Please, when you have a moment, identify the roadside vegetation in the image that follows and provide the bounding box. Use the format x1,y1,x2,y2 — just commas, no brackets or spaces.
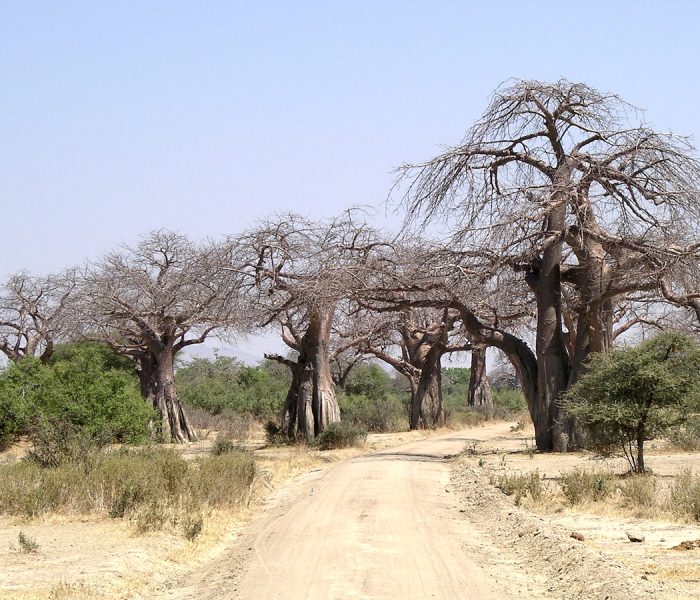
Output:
490,465,700,525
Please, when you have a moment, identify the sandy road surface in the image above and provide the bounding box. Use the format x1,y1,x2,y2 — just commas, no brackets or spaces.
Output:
230,430,516,600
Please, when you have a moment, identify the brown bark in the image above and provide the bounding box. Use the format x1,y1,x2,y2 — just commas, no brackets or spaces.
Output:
527,167,572,451
281,308,340,441
411,349,444,429
468,345,493,417
152,346,196,443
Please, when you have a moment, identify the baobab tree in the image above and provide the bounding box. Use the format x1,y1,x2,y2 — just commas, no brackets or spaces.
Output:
397,79,700,450
79,231,247,442
236,213,386,441
0,271,76,363
356,306,468,429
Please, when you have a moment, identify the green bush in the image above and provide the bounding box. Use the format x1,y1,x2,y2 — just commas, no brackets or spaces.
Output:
564,332,700,473
339,392,407,432
211,434,238,456
176,357,289,420
315,422,367,450
492,388,528,419
339,364,408,432
0,345,154,449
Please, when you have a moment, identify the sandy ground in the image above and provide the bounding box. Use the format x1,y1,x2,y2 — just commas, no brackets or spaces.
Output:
2,423,700,599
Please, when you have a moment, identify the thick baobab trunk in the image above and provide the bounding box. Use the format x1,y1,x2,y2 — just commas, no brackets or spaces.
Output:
282,309,340,441
411,351,444,429
468,345,493,417
529,175,572,452
136,352,157,403
151,347,196,443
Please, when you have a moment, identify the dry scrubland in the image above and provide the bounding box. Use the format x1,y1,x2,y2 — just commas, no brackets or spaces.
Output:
0,423,437,599
454,422,700,598
1,419,700,599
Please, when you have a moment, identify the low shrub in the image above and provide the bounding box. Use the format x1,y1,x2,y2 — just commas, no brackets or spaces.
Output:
339,392,407,432
211,435,238,456
444,406,488,429
559,468,615,505
0,447,256,534
666,418,700,451
494,470,545,503
26,417,107,470
670,469,700,522
186,407,256,442
264,421,291,446
492,388,529,420
315,422,367,450
620,474,658,512
182,513,204,541
18,531,39,553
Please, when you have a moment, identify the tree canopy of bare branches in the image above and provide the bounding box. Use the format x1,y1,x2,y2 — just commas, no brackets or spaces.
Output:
0,271,76,364
234,213,387,440
396,79,700,451
78,230,248,442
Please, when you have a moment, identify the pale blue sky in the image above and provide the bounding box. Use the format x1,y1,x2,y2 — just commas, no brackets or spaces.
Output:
3,1,699,280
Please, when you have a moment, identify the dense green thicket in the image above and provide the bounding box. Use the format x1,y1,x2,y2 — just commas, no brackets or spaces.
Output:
565,331,700,473
175,356,290,419
0,343,153,449
338,363,407,432
338,363,527,432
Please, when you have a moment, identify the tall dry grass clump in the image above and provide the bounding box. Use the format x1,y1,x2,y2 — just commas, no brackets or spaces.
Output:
0,447,255,537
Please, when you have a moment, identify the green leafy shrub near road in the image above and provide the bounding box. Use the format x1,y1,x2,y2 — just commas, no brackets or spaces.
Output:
564,331,700,473
339,364,407,432
0,343,153,450
315,422,367,450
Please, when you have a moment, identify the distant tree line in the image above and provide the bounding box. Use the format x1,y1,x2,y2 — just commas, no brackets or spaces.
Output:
3,79,700,453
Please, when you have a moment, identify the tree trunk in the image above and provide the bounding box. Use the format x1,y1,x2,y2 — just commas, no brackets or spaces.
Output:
636,428,645,474
468,345,493,417
153,346,196,443
136,352,158,403
411,351,444,429
530,172,572,452
282,308,340,441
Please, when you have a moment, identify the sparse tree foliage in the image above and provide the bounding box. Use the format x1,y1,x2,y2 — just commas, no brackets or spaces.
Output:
564,332,700,473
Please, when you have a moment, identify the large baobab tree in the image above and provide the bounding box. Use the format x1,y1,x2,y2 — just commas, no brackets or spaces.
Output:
79,231,247,442
350,301,472,429
397,79,700,451
236,214,385,441
0,271,76,363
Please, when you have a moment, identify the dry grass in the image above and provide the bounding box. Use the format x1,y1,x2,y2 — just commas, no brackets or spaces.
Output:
185,407,256,443
0,447,256,537
492,470,547,505
669,468,700,522
558,468,616,506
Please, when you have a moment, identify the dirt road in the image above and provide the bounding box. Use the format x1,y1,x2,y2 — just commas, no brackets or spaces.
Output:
151,423,676,600
165,428,517,600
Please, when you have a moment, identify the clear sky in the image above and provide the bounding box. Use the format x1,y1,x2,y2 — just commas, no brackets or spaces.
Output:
2,1,699,359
